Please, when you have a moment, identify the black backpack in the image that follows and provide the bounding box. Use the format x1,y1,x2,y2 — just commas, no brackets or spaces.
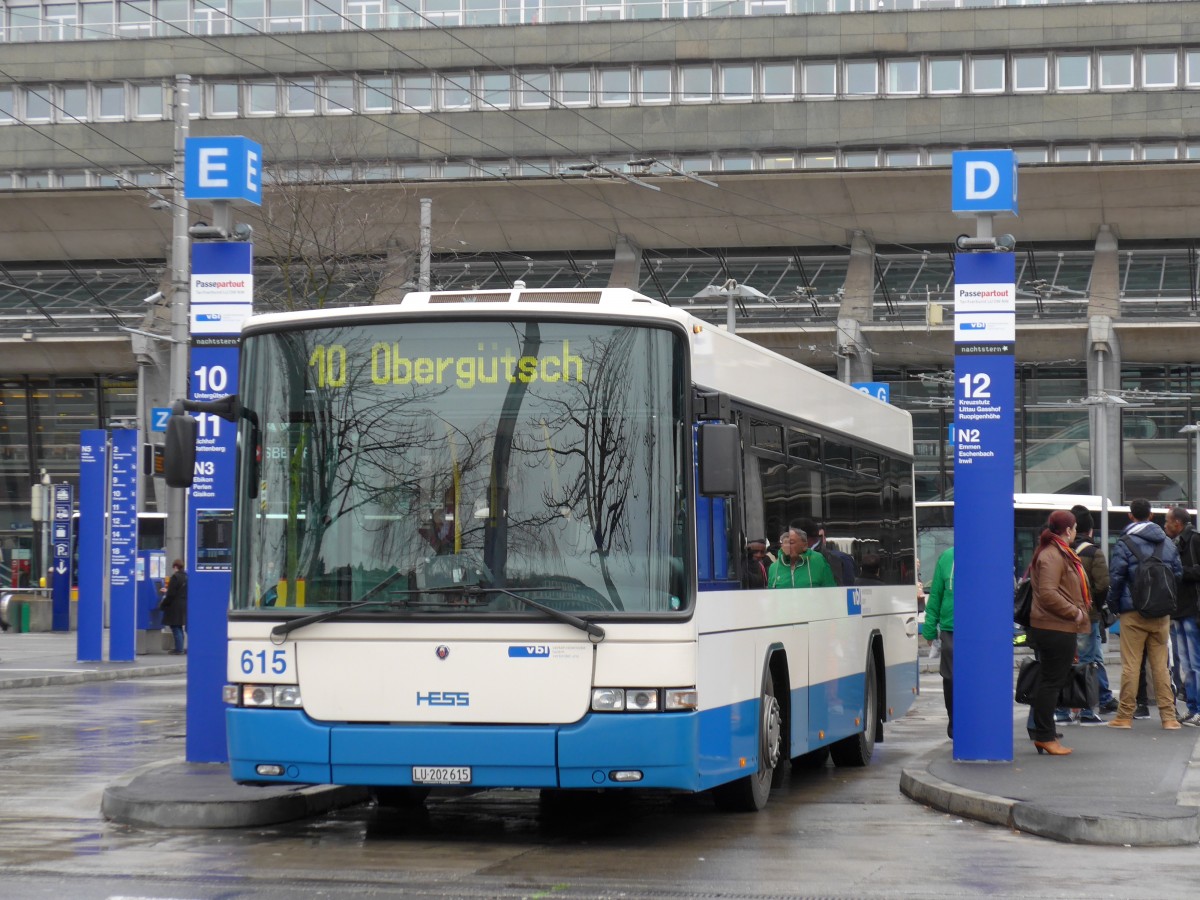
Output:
1119,536,1177,619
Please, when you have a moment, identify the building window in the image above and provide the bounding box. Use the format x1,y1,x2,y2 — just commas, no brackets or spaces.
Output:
117,0,152,36
208,82,239,117
286,78,316,114
803,61,836,97
479,72,511,109
43,3,79,39
519,72,551,108
970,56,1005,93
885,59,919,95
721,156,754,171
0,88,13,123
247,81,277,115
194,0,230,34
134,83,163,118
230,0,265,33
1056,54,1090,91
600,69,631,104
761,152,797,169
1013,55,1048,92
843,150,878,168
801,151,837,169
885,150,920,167
927,149,955,166
640,67,671,104
1141,144,1178,161
80,1,114,39
323,78,355,114
1188,51,1200,87
559,70,591,106
58,84,90,121
681,66,713,102
403,75,434,111
720,64,753,101
95,83,126,119
1055,146,1091,163
267,0,304,31
1015,147,1048,164
1098,145,1134,162
440,73,472,110
363,76,394,112
1099,52,1133,89
761,63,794,100
23,86,53,122
928,58,962,94
844,60,878,95
1143,51,1178,88
156,0,188,34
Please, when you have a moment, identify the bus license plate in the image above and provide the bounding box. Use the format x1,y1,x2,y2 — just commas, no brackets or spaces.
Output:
412,766,471,785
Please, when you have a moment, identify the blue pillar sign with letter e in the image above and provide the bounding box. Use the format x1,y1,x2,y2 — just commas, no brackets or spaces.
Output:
78,431,106,661
187,241,252,763
109,429,139,661
184,136,262,205
953,251,1016,762
51,483,73,632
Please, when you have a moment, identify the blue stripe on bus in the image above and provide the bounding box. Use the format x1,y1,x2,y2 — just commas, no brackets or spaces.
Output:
226,662,916,788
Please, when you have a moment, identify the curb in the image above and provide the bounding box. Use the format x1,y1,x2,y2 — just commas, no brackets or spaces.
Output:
900,762,1200,846
0,663,187,690
102,758,370,828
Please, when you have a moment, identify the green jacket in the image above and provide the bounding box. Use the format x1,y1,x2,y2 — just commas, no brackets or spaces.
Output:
768,549,837,589
921,547,954,640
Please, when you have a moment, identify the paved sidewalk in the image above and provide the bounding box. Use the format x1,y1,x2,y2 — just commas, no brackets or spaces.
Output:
7,629,1200,841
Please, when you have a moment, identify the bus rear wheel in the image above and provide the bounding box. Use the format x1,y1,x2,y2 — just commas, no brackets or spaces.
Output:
713,671,782,812
830,653,878,768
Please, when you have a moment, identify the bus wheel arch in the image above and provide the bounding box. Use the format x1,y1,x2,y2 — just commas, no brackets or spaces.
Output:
712,646,785,811
829,634,883,768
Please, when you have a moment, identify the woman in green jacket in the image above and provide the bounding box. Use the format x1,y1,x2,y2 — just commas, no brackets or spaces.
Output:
768,527,836,589
921,547,954,738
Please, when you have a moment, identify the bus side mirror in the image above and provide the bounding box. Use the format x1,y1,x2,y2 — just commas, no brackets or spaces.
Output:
698,422,739,495
164,414,198,488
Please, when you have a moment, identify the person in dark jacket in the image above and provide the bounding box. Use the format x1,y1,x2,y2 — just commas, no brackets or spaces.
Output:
1106,499,1182,729
1165,506,1200,726
796,518,855,586
1061,506,1113,723
745,538,771,590
159,558,188,655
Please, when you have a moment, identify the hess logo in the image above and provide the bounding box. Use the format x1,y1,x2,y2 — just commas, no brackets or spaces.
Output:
416,691,470,707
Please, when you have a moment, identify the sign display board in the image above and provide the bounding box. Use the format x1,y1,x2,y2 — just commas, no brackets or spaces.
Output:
109,429,139,661
851,381,890,403
183,136,263,205
51,483,73,632
951,149,1018,217
952,251,1016,762
78,430,106,661
187,240,252,763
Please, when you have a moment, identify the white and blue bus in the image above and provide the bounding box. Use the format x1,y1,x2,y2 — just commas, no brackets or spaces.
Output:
185,285,918,811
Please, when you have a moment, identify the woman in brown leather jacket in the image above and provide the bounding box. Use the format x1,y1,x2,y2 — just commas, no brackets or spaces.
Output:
1027,509,1091,756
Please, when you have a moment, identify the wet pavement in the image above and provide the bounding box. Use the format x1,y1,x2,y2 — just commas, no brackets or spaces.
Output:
5,629,1200,846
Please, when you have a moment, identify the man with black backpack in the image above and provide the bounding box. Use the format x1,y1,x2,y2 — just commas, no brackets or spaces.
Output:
1165,506,1200,726
1106,498,1184,730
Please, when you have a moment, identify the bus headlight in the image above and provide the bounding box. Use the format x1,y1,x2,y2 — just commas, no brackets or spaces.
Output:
590,687,696,712
232,684,303,708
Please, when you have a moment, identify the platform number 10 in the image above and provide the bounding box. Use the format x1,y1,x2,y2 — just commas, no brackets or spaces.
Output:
958,372,991,399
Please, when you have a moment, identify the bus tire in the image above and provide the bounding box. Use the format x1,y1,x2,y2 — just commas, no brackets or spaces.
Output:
830,652,878,768
371,786,431,808
712,670,781,812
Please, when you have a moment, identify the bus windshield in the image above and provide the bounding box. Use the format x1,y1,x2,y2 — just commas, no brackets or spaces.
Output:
232,319,687,617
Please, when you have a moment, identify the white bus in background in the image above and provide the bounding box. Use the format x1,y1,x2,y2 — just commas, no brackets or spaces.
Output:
169,285,919,812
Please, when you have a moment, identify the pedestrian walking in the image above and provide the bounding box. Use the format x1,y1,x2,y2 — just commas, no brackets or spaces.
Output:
921,546,954,739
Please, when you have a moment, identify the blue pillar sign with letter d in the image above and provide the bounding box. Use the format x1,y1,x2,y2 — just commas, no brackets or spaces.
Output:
78,431,106,661
952,251,1016,762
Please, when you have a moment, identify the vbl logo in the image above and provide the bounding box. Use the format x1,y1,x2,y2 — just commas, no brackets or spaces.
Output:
416,691,470,707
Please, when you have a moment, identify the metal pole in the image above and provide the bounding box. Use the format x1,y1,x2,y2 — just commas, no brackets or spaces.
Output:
418,198,431,291
166,74,191,568
726,289,736,334
1096,350,1109,554
1194,429,1200,531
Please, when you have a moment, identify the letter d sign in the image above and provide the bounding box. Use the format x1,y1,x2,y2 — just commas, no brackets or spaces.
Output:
951,150,1017,216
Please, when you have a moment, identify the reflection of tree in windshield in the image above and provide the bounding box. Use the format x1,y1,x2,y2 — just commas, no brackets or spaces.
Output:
239,322,681,614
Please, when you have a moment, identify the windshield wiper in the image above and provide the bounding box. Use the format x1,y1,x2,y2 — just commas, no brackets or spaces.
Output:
268,581,605,643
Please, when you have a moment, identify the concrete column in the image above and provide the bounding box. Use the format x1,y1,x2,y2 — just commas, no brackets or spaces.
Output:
607,235,643,290
1089,224,1121,319
1087,314,1122,508
836,317,874,384
838,229,876,322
